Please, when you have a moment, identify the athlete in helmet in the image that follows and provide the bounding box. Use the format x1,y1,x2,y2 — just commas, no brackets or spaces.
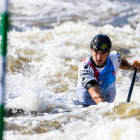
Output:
75,34,140,107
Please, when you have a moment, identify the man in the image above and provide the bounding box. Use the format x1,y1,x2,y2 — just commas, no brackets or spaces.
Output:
75,34,140,107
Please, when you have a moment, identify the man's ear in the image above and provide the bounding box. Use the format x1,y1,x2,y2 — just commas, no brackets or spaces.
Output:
91,49,93,53
108,51,110,55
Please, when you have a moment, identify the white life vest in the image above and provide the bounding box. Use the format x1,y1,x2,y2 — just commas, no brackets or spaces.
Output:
76,51,122,105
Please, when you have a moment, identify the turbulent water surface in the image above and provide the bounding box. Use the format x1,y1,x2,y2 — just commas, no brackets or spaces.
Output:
0,0,140,140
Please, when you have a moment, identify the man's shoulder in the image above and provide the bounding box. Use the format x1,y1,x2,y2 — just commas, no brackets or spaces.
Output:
81,57,91,63
109,51,121,59
109,51,122,67
79,57,94,71
109,51,120,56
79,57,92,67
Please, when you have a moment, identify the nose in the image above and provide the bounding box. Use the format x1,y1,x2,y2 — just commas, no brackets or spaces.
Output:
97,53,101,60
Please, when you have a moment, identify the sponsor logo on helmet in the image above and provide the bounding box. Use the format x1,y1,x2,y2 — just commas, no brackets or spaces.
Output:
101,44,108,50
93,45,98,50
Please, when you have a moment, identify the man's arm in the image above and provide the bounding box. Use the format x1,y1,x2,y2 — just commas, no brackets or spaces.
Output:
88,85,106,104
119,57,140,72
119,57,132,70
78,61,106,104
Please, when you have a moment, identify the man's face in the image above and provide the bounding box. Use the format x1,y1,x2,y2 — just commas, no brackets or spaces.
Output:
91,49,110,66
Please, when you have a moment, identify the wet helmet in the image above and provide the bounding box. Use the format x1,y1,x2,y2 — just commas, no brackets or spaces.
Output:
90,34,112,51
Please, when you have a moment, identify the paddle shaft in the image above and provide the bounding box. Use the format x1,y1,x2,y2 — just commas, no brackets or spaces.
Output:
126,68,137,102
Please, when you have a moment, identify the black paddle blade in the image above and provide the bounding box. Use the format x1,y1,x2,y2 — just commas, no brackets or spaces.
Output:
126,68,137,102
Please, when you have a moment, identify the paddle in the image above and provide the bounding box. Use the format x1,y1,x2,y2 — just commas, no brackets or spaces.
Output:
126,68,137,102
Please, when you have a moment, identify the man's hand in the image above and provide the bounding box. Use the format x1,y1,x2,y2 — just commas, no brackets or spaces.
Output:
132,60,140,73
88,85,106,104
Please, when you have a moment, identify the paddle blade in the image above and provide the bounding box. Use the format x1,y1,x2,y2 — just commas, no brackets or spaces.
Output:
126,68,137,102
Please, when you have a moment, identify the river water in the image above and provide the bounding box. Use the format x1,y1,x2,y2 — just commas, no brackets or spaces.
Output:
1,0,140,140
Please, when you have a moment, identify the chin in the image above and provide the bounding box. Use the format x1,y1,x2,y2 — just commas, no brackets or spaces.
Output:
97,64,102,66
96,62,103,66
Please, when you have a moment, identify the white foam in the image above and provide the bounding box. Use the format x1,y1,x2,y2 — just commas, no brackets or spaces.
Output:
3,18,140,140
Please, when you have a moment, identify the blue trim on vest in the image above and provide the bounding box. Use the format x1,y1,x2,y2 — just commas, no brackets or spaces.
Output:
98,56,116,97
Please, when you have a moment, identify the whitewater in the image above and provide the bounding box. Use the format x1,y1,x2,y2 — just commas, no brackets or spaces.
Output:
0,0,140,139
